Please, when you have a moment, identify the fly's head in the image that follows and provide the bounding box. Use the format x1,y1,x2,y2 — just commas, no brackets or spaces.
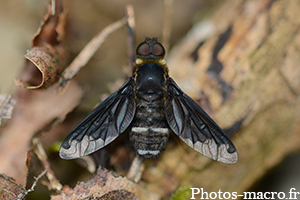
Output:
135,37,166,66
133,37,168,79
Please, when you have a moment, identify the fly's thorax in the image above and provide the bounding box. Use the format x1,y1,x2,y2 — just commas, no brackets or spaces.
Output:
133,59,169,82
130,99,170,158
133,60,169,103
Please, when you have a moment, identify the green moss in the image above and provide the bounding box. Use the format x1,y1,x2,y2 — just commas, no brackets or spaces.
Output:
169,185,193,200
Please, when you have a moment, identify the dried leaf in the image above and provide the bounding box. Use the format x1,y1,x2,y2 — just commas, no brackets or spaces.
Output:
0,80,84,186
0,1,74,186
15,45,62,89
51,168,138,199
0,94,15,126
31,0,66,47
0,173,26,200
99,190,138,200
15,0,67,89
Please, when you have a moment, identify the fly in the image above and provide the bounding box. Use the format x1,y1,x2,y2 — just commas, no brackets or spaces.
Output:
59,37,238,164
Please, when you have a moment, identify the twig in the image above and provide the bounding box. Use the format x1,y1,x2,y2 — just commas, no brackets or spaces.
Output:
32,138,63,191
125,5,136,71
4,170,47,200
57,16,127,92
51,0,56,15
22,169,48,199
162,0,174,54
127,156,144,183
78,156,97,173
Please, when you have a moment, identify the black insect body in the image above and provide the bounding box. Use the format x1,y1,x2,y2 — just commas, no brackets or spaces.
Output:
59,37,238,164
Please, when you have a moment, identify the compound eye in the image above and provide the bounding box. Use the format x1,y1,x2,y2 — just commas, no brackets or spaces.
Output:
136,42,150,56
152,43,165,57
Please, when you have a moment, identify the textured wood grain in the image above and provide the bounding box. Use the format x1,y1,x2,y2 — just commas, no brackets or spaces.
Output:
139,0,300,198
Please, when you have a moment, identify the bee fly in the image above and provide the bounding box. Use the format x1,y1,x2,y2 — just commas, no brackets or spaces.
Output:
59,37,238,164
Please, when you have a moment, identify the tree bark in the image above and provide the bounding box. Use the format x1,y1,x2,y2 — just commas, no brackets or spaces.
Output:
139,0,300,198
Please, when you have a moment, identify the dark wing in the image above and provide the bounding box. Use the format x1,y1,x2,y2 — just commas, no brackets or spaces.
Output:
164,77,238,164
59,78,136,159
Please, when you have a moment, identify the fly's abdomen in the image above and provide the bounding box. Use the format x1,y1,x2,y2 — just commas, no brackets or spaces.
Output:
130,100,170,158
